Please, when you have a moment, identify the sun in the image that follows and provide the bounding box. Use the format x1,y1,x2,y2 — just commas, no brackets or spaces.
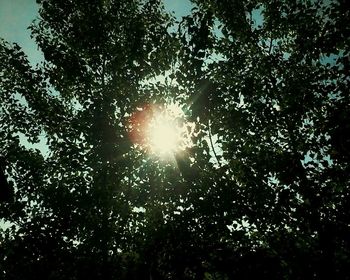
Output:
129,102,195,157
146,103,194,156
147,113,181,155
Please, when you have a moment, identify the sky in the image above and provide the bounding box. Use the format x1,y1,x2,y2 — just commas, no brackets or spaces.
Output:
0,0,192,65
0,0,40,63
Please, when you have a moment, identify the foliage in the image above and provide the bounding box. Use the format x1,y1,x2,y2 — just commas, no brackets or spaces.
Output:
1,0,349,279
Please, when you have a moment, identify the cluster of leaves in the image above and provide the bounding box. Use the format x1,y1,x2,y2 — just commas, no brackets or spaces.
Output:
1,0,349,279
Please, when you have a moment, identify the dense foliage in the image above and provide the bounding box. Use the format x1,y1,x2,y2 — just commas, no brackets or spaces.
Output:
1,0,349,279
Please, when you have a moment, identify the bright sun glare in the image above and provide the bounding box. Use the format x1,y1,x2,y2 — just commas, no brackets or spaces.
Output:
148,114,181,155
145,103,194,156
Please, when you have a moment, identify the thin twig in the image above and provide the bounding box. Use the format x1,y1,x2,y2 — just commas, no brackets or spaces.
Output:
208,118,221,168
268,37,273,54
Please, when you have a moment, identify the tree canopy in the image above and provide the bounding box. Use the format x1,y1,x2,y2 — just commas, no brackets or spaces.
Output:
1,0,349,279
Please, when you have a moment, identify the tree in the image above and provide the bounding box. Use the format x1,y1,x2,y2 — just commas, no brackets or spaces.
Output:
1,0,177,279
1,0,350,279
172,0,350,278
